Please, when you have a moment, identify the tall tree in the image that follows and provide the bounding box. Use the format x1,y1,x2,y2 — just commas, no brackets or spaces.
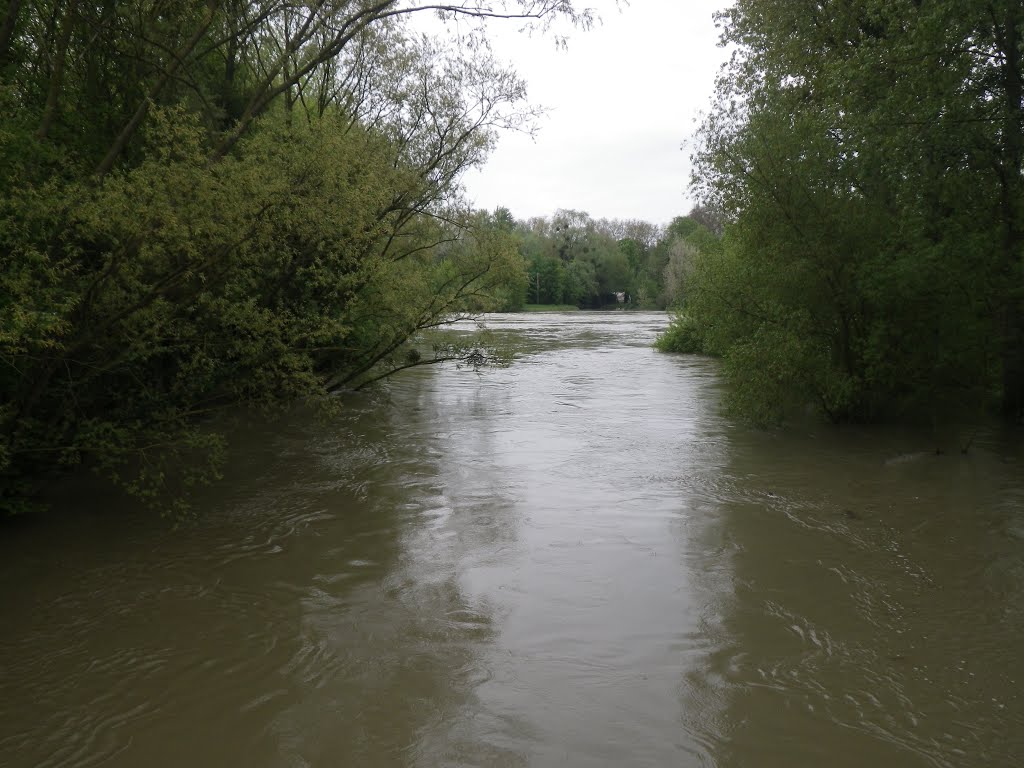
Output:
680,0,1023,424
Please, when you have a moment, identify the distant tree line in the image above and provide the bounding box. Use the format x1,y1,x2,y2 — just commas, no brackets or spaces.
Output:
480,206,722,311
657,0,1024,427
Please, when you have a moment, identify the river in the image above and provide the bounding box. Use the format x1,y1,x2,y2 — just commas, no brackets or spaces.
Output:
1,312,1022,767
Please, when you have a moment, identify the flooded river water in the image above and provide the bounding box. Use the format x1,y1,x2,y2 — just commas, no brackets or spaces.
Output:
1,312,1022,767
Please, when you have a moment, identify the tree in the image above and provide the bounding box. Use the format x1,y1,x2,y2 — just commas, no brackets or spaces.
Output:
595,242,631,299
675,0,1021,424
564,257,598,305
0,1,590,515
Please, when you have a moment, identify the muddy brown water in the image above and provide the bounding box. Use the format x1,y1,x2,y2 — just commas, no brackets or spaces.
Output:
1,312,1022,767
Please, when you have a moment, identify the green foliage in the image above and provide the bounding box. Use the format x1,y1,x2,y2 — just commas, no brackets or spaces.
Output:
507,209,696,310
654,315,706,355
0,1,581,516
678,0,1023,425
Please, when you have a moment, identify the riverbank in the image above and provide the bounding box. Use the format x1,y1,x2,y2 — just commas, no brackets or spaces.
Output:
521,303,581,312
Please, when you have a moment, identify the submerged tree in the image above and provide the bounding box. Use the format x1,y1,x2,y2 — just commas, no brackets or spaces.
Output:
674,0,1023,425
0,1,591,515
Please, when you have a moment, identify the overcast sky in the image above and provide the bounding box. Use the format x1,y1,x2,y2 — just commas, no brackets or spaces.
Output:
457,0,730,227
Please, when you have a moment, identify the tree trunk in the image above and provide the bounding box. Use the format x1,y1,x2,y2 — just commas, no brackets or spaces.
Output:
35,0,76,140
0,0,22,70
94,1,215,177
998,5,1024,421
1002,300,1024,421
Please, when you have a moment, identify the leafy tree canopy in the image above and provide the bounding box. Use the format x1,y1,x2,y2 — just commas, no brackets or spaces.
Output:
0,0,590,515
661,0,1024,426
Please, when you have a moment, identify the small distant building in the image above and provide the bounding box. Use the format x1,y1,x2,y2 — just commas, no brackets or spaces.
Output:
614,292,626,303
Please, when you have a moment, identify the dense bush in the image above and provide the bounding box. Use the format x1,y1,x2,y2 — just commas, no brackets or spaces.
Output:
0,1,575,515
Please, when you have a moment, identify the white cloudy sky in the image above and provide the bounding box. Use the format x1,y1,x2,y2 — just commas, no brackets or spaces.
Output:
455,0,730,226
